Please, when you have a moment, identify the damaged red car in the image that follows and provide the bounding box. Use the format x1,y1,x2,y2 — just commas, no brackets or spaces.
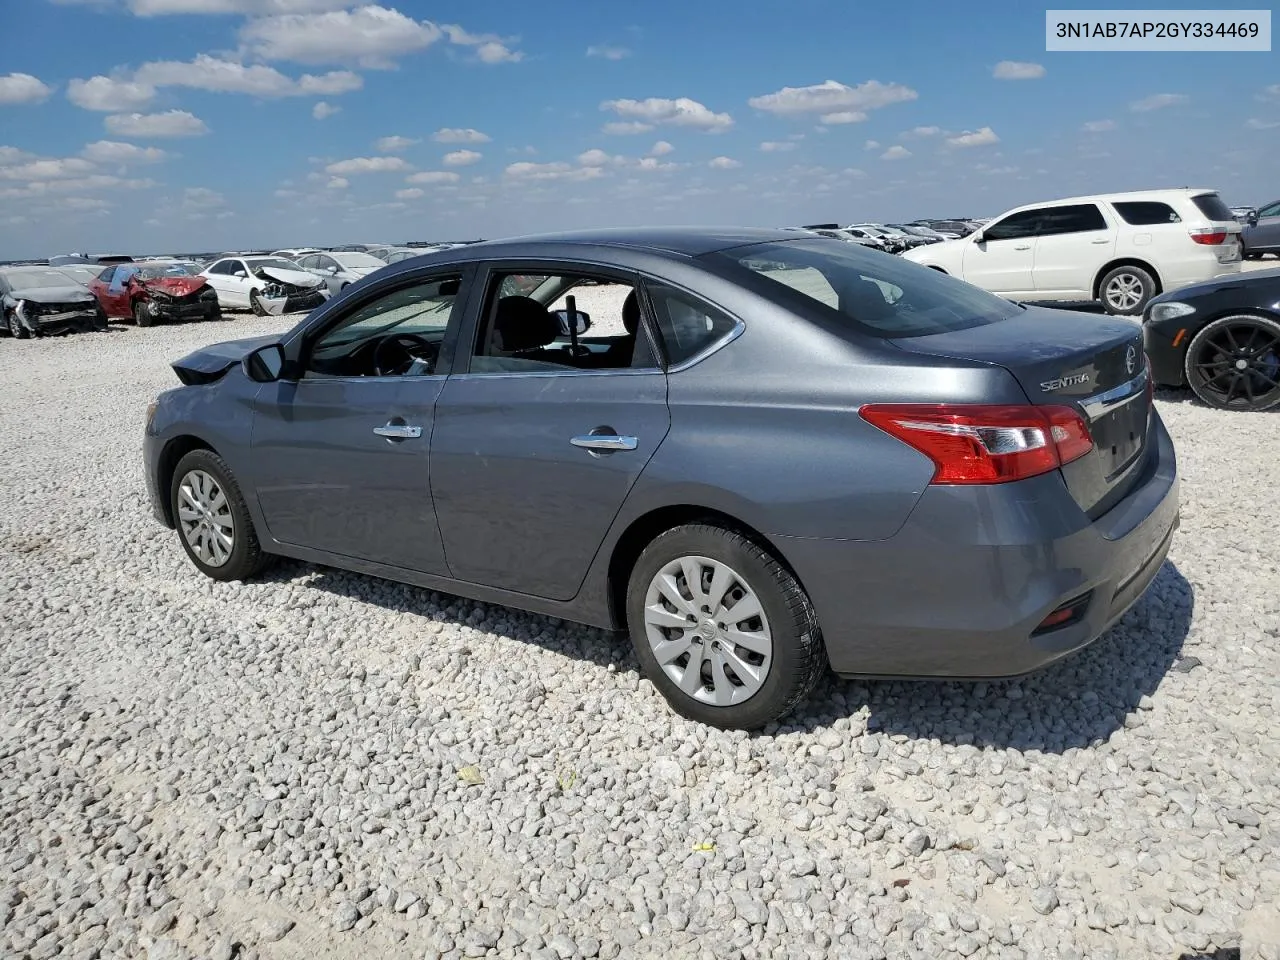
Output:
89,261,222,327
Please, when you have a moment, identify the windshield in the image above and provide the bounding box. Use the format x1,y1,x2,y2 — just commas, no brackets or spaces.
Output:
713,239,1021,338
332,252,387,270
2,269,79,290
139,263,199,278
247,257,304,272
53,266,99,285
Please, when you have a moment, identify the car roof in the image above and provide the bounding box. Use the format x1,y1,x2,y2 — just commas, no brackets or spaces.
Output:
449,226,805,259
1006,188,1221,210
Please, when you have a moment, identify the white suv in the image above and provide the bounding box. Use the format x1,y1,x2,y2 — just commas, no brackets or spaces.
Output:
902,189,1242,315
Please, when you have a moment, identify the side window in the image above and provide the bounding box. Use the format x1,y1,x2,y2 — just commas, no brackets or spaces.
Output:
982,210,1042,241
1258,202,1280,218
231,260,249,277
1036,204,1108,236
97,266,117,283
317,256,338,273
296,255,315,269
469,271,656,374
644,283,738,366
1113,201,1181,226
109,266,136,293
304,274,462,379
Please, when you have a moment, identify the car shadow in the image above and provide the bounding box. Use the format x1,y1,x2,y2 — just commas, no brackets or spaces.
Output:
259,558,1193,753
779,560,1195,752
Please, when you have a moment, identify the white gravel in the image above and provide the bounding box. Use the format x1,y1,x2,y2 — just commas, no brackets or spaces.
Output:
2,313,1279,960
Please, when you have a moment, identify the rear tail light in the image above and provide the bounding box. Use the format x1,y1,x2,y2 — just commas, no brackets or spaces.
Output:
1032,592,1092,635
1188,228,1228,245
859,403,1094,485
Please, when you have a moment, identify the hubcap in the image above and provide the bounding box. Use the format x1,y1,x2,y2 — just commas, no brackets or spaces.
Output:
1105,274,1143,310
177,469,235,567
643,556,772,707
1191,318,1280,409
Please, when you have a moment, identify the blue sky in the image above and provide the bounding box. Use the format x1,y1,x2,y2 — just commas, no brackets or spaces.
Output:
1,0,1276,258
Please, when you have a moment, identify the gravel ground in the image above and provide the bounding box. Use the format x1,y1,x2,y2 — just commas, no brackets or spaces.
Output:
2,310,1279,960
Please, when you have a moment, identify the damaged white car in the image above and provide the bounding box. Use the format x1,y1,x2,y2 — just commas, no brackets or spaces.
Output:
199,256,330,316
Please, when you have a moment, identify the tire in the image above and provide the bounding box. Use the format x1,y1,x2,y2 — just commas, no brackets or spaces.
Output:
94,307,109,332
7,311,29,339
134,300,154,328
249,289,267,317
170,449,270,581
1099,265,1156,316
1183,313,1280,412
625,523,825,730
209,307,223,322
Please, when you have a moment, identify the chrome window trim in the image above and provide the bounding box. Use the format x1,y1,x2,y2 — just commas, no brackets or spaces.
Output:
663,318,745,373
448,367,667,382
1080,367,1148,419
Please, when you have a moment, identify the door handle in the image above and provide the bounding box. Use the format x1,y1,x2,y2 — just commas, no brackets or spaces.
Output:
570,434,638,452
1090,238,1110,244
373,422,422,440
1013,244,1031,250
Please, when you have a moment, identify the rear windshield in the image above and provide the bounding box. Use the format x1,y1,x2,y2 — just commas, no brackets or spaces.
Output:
1191,193,1234,222
139,263,199,278
1113,201,1181,225
712,239,1021,338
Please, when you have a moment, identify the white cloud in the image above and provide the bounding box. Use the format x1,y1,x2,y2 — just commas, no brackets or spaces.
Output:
405,170,461,184
0,73,53,105
182,186,224,209
864,139,881,150
1259,84,1280,102
945,126,1000,147
577,148,619,167
129,0,355,13
586,45,631,60
242,6,442,68
0,147,35,164
1245,117,1280,130
443,149,482,166
325,156,411,174
67,76,156,111
760,141,796,153
395,187,424,199
135,55,361,97
747,79,917,117
1081,119,1116,132
0,158,97,180
993,60,1046,80
708,156,741,169
431,127,490,144
376,135,420,152
602,121,653,135
326,177,349,190
635,157,675,171
1130,93,1187,112
312,101,340,119
504,161,604,181
820,111,866,124
880,145,911,160
440,24,523,64
648,140,673,156
907,125,941,137
601,97,733,132
81,140,169,164
105,110,209,137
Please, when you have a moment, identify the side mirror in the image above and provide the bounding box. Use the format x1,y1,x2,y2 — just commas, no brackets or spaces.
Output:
326,265,339,275
971,230,986,244
554,308,591,336
243,343,286,383
1247,212,1259,225
233,270,248,279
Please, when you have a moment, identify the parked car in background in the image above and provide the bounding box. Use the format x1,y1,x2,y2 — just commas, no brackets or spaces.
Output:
839,225,901,252
1241,200,1280,260
89,261,221,326
908,220,972,238
48,253,136,267
367,245,423,264
200,256,329,315
1229,205,1257,224
1,265,107,337
51,263,107,288
807,228,884,250
853,223,933,251
1144,266,1280,411
328,243,388,254
143,227,1178,729
891,224,949,242
904,189,1242,316
294,251,386,294
271,248,322,261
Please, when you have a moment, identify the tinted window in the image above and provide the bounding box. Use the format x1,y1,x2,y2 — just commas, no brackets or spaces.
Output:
982,210,1041,241
644,283,738,364
1113,201,1181,225
715,239,1020,338
1036,204,1107,236
1191,193,1234,222
1257,201,1280,218
97,266,117,283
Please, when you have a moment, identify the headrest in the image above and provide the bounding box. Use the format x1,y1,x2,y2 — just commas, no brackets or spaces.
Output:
438,279,460,297
492,296,558,353
621,290,640,335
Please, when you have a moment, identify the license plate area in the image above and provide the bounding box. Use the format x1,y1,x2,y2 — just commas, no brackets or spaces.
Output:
1091,396,1148,480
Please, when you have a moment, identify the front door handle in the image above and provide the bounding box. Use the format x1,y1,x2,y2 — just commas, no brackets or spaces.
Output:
373,422,422,440
1090,238,1110,244
570,434,638,452
1013,244,1031,250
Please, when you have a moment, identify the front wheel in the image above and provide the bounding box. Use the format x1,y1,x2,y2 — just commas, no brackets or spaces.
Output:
626,524,825,730
249,289,268,317
1099,265,1156,316
1183,314,1280,411
170,449,270,581
134,301,154,328
6,311,28,339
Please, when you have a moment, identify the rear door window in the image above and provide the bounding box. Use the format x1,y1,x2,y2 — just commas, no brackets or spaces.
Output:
643,283,738,365
1035,204,1108,236
1191,193,1235,222
1112,201,1181,225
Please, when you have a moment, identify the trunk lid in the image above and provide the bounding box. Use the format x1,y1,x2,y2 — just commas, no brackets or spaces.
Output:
890,305,1151,517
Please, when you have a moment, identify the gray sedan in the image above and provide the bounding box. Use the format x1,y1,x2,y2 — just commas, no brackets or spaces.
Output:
143,228,1179,729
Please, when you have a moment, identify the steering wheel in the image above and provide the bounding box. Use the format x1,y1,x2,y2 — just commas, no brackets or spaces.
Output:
373,333,437,376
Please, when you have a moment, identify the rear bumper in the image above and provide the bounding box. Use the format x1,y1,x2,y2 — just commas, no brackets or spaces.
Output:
779,413,1180,678
1158,252,1241,292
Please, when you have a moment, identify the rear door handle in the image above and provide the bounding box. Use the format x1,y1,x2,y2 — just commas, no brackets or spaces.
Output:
570,434,637,452
1014,244,1031,250
1090,238,1110,244
373,423,422,440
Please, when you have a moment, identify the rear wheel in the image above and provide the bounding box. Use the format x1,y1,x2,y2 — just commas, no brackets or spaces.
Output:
134,300,154,328
170,449,269,581
625,523,825,730
1100,265,1156,316
249,289,268,316
1184,314,1280,411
